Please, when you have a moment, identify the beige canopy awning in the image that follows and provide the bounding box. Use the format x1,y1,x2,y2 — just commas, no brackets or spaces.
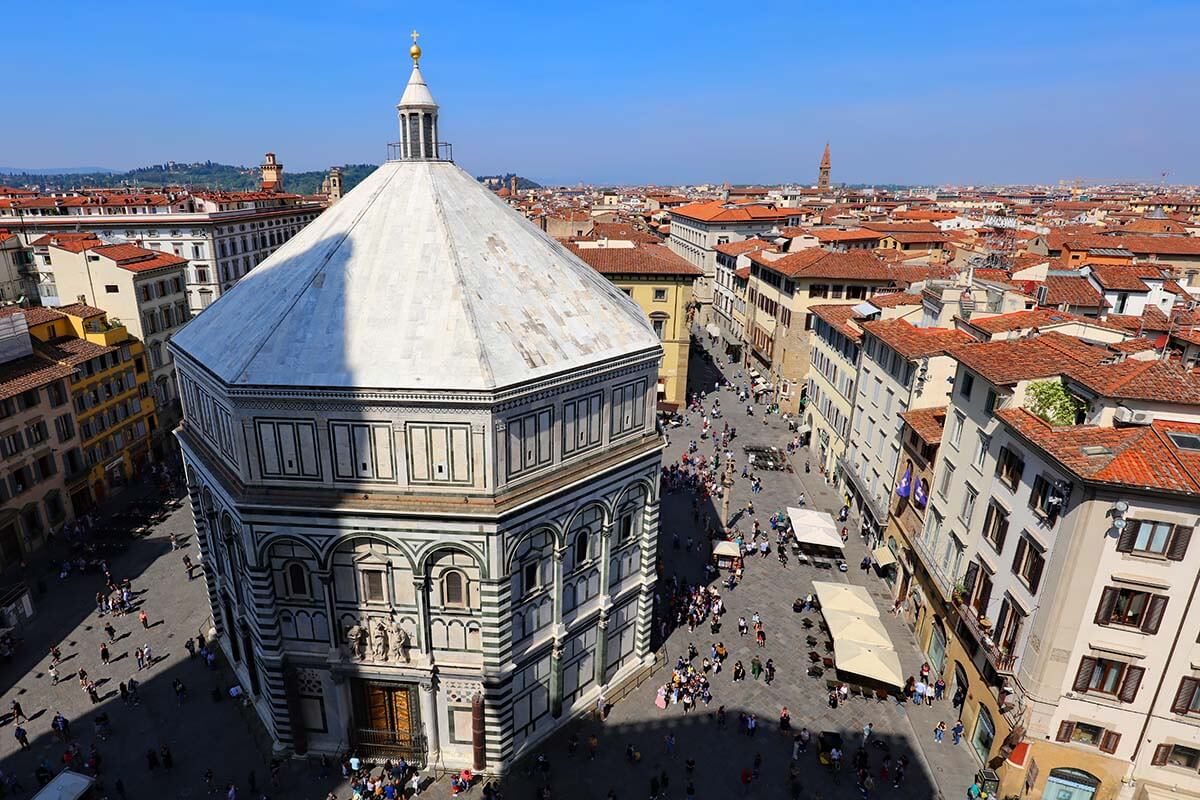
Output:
713,540,741,558
788,507,843,550
812,581,881,617
872,546,897,568
832,639,904,687
822,609,892,648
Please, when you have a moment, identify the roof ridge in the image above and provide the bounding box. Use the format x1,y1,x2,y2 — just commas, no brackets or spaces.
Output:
428,163,497,388
230,161,399,384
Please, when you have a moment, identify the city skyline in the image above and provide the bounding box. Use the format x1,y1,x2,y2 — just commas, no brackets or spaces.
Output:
2,2,1197,186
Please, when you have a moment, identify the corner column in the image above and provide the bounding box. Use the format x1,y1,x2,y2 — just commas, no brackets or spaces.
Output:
419,679,440,761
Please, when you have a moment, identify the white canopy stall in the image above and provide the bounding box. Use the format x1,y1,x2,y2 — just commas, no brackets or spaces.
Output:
788,507,844,550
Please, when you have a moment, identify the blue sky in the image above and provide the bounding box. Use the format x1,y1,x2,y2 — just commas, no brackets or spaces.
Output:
3,1,1197,185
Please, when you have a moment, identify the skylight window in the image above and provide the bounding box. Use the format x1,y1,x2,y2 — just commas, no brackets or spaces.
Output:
1166,432,1200,451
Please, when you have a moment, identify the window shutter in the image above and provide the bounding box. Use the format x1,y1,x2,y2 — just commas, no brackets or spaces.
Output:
1141,595,1168,635
1172,677,1199,715
1152,744,1171,766
1028,553,1044,595
1099,730,1121,754
1119,665,1145,703
1094,587,1119,626
1055,720,1075,742
963,560,979,596
1167,526,1193,562
996,514,1009,552
1116,520,1140,553
1073,657,1096,693
1012,537,1027,572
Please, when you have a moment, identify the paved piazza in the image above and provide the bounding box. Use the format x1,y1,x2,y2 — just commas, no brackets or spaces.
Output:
501,335,984,800
0,336,983,800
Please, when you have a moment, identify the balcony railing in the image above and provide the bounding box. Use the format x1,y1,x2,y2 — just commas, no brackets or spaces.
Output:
909,533,957,600
953,601,1018,675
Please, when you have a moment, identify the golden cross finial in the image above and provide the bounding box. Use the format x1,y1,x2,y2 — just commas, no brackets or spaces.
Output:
409,30,422,64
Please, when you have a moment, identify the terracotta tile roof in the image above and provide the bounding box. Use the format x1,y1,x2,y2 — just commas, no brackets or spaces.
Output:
1045,231,1200,256
964,308,1086,335
1105,305,1173,334
1088,264,1165,292
949,332,1109,386
1041,275,1105,308
1066,358,1200,405
860,320,971,359
887,263,957,285
0,353,75,402
669,201,792,224
35,337,118,366
0,305,67,326
809,304,864,341
91,244,188,273
35,232,102,253
567,243,704,277
803,227,884,243
734,266,751,280
1117,218,1189,235
715,239,773,257
1107,337,1157,354
748,249,891,280
56,303,107,319
863,222,943,234
880,230,951,245
584,222,660,244
973,268,1013,282
996,408,1200,495
900,406,946,444
867,291,923,309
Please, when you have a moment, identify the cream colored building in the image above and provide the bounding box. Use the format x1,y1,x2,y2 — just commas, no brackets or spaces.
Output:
569,242,701,407
44,237,190,434
913,334,1200,800
744,248,895,414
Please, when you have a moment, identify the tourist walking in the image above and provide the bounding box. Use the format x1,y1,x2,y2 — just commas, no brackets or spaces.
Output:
952,720,964,745
934,721,946,743
100,643,110,665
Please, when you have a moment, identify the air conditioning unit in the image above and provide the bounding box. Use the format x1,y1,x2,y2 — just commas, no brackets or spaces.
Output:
1114,407,1153,425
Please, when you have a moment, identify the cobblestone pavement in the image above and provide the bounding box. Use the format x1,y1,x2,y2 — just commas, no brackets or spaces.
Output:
500,334,983,800
0,483,340,799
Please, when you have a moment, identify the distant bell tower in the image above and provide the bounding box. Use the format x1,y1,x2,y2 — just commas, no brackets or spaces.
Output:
327,167,344,203
510,175,519,197
817,142,831,191
261,152,284,192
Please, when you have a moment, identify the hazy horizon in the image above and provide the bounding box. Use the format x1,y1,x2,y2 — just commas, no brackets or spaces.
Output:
3,1,1197,186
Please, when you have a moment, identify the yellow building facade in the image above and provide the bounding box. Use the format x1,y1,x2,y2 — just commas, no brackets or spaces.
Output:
26,303,157,508
569,243,702,408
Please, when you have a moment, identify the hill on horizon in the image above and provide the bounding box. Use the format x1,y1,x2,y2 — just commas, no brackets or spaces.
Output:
0,162,376,196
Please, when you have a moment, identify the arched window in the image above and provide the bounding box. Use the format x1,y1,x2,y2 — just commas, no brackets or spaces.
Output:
442,570,466,608
574,530,589,566
286,563,309,597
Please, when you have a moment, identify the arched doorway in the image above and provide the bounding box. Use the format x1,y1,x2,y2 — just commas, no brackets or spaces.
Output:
1041,768,1099,800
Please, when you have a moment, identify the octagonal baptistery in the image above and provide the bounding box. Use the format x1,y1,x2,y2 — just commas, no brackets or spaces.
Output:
168,54,664,771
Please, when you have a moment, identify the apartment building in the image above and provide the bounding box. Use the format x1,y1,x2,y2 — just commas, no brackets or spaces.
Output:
667,201,799,322
840,319,970,542
0,310,84,568
24,305,156,509
905,332,1200,800
0,164,324,314
806,293,924,476
713,239,773,361
567,242,701,407
0,231,36,303
744,249,894,413
42,236,189,437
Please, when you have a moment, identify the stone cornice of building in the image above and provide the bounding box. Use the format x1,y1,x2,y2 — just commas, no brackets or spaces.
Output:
4,204,324,227
171,346,663,409
178,423,663,522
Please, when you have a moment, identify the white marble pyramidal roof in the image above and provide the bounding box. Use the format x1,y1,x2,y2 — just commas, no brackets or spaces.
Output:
170,159,661,393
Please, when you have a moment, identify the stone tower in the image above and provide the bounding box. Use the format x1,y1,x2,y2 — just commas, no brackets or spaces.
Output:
326,167,343,203
817,142,831,191
261,152,283,193
510,175,519,197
